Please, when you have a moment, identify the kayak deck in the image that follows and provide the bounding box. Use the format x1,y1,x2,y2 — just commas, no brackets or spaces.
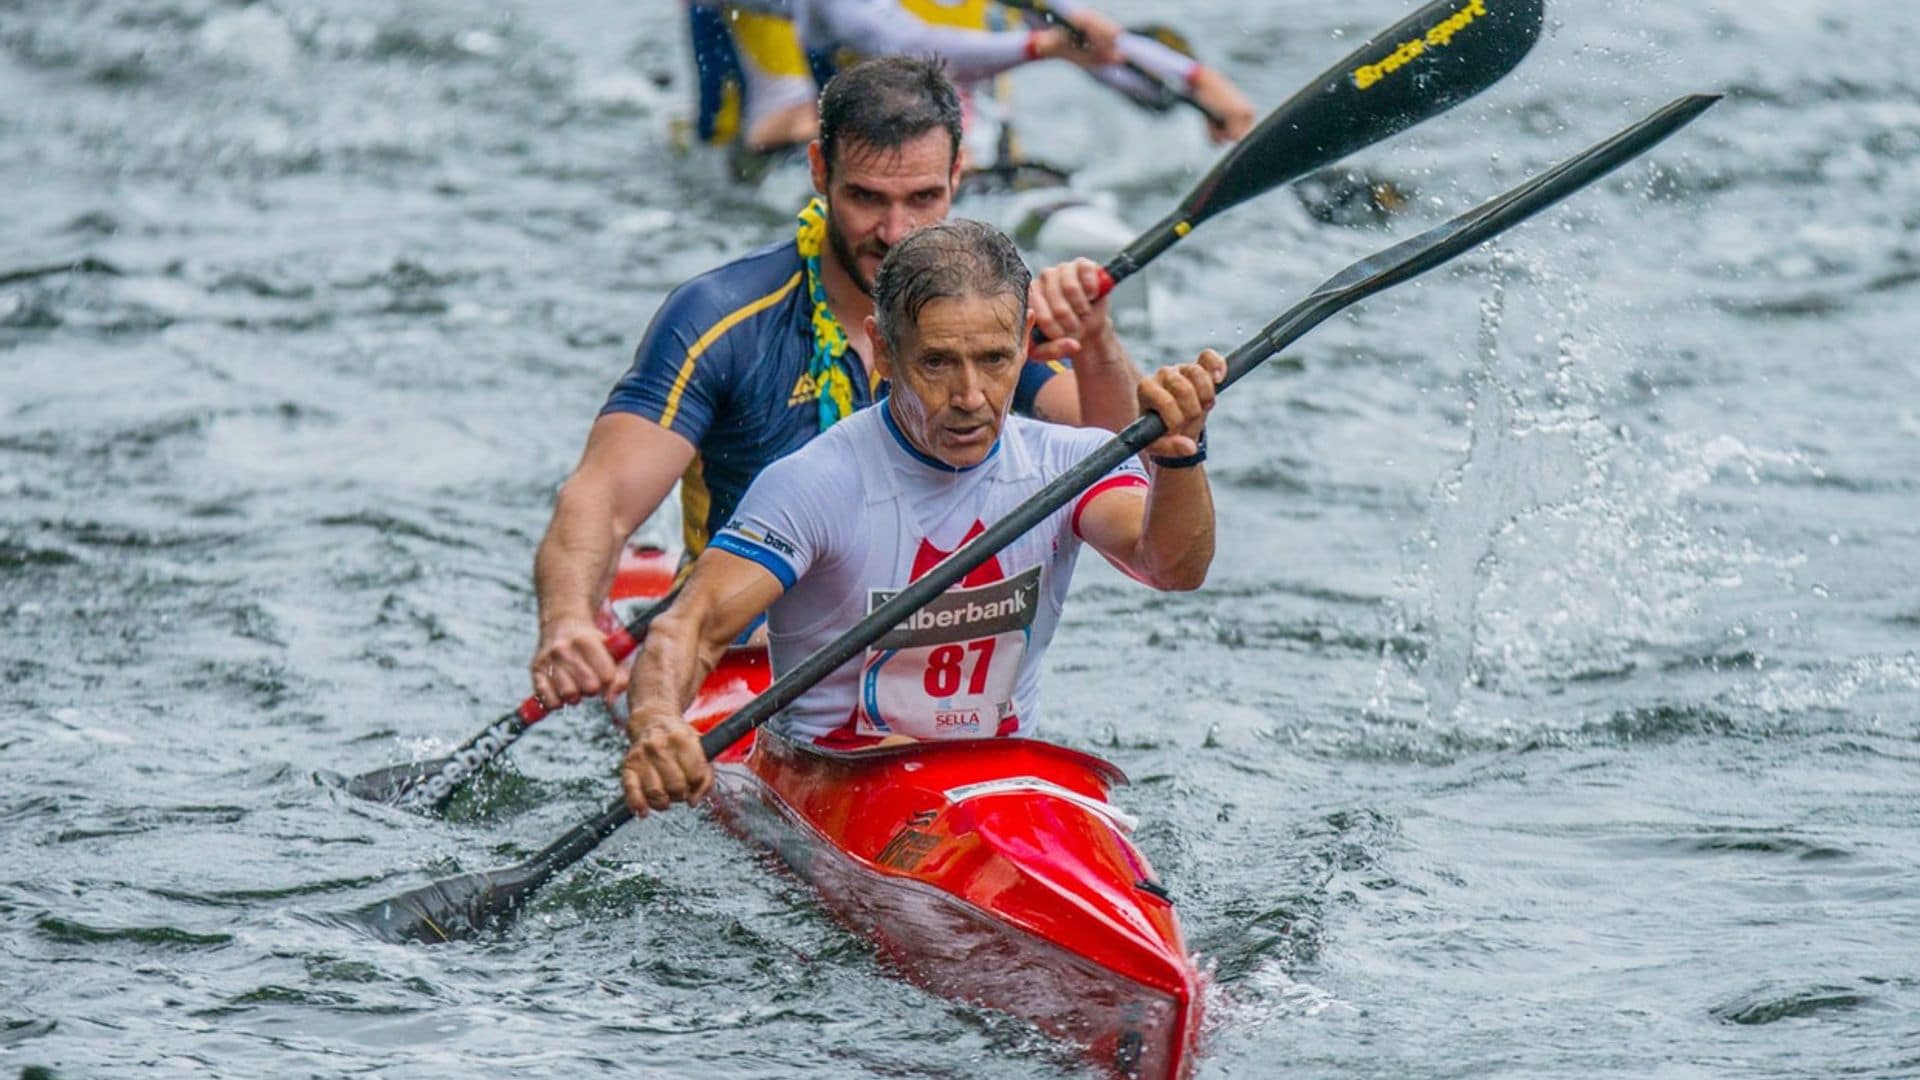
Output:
609,547,1202,1078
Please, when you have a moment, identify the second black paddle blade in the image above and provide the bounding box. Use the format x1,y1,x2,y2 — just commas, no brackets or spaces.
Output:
335,863,548,944
1181,0,1546,227
335,796,637,945
340,758,448,807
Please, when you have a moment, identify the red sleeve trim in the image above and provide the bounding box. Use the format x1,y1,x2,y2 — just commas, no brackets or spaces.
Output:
1071,474,1149,540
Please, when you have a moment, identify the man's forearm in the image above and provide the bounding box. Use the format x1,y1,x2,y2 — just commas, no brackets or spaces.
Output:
534,481,627,629
625,607,726,735
1134,464,1214,590
1115,31,1199,87
1074,330,1142,432
818,5,1029,84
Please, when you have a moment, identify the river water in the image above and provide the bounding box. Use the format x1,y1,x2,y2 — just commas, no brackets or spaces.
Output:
4,0,1917,1075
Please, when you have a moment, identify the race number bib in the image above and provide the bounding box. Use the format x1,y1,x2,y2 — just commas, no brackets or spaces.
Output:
856,566,1042,741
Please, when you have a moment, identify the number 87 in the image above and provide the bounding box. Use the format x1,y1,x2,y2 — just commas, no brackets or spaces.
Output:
923,639,996,697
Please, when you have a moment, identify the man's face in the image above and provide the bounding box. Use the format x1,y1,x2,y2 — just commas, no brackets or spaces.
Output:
810,129,959,294
871,292,1029,469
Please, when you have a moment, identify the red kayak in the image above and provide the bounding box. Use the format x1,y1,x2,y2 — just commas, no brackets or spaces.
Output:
607,548,1204,1078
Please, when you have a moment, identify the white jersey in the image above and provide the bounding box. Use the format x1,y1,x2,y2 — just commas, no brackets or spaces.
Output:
711,401,1147,749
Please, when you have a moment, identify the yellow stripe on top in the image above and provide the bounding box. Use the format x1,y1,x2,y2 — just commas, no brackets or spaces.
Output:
658,270,803,428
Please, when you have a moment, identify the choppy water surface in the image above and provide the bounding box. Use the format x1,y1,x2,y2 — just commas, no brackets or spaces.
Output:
5,0,1918,1075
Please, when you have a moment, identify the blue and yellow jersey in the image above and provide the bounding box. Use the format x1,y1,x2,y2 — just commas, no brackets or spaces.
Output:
603,237,1066,557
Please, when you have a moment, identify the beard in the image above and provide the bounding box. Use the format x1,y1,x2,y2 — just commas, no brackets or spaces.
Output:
825,205,885,297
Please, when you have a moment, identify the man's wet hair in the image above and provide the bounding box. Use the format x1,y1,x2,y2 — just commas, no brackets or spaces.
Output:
818,56,963,175
873,220,1031,351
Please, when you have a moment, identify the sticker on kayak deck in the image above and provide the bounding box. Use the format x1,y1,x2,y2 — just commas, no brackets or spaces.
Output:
942,776,1137,833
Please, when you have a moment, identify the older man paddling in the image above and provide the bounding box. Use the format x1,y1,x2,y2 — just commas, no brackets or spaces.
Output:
619,220,1221,816
532,56,1143,712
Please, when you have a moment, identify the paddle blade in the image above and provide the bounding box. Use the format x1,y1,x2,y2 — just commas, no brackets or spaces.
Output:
339,593,664,812
1181,0,1544,228
337,865,547,945
333,796,635,945
343,699,547,812
341,757,451,807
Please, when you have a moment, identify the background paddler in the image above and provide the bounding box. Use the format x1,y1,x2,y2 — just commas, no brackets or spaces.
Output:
673,0,1257,267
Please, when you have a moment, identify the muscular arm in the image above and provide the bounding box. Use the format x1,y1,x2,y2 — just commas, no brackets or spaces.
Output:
530,413,694,708
1028,258,1141,432
1029,343,1140,432
1115,32,1196,85
1076,462,1214,591
621,549,786,816
1075,350,1225,591
1078,25,1257,142
1085,30,1199,103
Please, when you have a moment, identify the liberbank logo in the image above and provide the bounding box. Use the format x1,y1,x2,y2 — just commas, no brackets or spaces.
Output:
869,565,1042,649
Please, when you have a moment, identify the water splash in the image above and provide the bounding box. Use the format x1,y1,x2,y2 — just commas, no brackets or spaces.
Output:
1381,261,1592,720
1736,652,1920,723
1375,251,1804,727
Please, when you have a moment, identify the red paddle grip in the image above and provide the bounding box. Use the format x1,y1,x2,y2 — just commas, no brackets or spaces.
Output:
605,623,641,662
1029,265,1120,348
517,623,642,725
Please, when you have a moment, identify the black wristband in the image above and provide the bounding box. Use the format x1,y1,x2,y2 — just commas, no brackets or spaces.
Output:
1150,429,1207,469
